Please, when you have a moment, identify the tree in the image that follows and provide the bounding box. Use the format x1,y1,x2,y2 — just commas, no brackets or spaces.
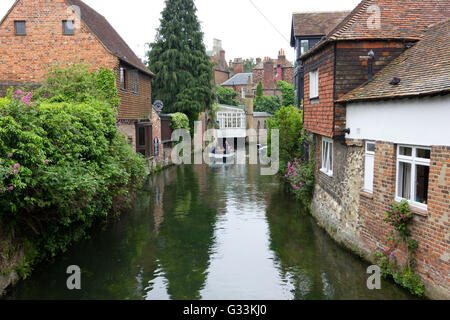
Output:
216,86,238,106
277,80,295,107
254,95,281,115
267,106,303,174
147,0,214,125
255,82,263,100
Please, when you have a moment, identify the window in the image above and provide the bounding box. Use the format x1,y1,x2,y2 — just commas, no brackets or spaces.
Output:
364,141,376,193
131,70,139,94
242,87,247,99
120,68,127,90
62,20,75,35
300,40,309,55
320,137,333,176
309,69,319,99
154,138,159,156
396,145,430,210
14,21,26,35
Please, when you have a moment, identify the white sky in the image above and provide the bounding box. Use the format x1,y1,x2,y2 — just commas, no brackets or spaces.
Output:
0,0,360,64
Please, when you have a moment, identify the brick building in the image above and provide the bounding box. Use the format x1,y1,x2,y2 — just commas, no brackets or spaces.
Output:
0,0,161,159
290,11,350,106
298,0,450,299
252,49,294,98
208,39,230,87
221,73,253,105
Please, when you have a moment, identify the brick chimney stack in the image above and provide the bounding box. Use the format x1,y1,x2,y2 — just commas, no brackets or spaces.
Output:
233,58,244,74
278,48,286,66
263,58,274,90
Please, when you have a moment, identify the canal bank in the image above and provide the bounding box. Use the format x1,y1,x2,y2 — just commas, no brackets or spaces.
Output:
3,164,416,300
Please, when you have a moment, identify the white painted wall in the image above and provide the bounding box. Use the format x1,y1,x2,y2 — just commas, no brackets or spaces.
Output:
346,95,450,146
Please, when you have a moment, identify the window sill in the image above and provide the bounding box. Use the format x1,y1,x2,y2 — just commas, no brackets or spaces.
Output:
394,199,428,217
310,98,319,104
319,168,333,177
360,190,373,199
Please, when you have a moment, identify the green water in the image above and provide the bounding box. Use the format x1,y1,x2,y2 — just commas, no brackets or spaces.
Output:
5,164,415,300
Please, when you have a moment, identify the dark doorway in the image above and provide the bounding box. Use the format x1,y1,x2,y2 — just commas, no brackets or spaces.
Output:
136,123,152,157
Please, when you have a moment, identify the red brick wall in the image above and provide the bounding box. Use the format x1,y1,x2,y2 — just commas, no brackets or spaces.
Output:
359,142,450,297
281,67,294,86
303,44,335,137
253,68,264,87
116,61,152,121
0,0,117,82
150,107,163,162
214,69,230,86
263,60,275,90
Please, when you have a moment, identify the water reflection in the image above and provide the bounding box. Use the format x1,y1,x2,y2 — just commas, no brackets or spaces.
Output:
5,164,415,300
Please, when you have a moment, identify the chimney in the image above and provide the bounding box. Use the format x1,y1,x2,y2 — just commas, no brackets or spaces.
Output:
263,58,275,90
219,50,226,69
256,57,262,65
213,39,222,55
278,49,287,66
233,58,244,74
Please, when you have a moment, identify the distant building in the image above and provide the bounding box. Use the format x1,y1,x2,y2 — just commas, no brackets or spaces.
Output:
221,73,253,105
207,39,230,87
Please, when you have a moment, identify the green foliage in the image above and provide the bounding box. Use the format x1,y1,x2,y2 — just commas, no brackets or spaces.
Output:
373,200,424,297
384,200,414,241
284,157,315,203
147,0,214,122
216,86,238,106
277,80,295,107
0,82,147,272
254,95,281,114
170,112,190,131
267,106,303,174
255,82,263,99
33,63,120,109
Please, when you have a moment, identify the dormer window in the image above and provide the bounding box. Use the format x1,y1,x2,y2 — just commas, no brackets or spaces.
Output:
62,20,75,35
14,21,26,35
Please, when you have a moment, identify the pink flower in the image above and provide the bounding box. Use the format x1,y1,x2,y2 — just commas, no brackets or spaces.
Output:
8,186,14,191
14,163,20,169
44,159,49,164
13,170,18,174
117,121,122,126
7,153,13,158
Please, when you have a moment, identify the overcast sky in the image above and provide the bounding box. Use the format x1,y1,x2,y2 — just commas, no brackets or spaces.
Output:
0,0,360,63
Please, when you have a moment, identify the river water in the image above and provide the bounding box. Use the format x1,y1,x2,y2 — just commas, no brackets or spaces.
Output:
5,164,415,300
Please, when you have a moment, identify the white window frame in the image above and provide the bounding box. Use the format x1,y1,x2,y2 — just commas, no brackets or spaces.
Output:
363,141,376,193
242,87,247,99
309,69,319,99
395,145,431,211
320,137,333,177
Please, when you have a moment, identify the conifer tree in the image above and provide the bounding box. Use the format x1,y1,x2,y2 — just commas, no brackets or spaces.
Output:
147,0,214,122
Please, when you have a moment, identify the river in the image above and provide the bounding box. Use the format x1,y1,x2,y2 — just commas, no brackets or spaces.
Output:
5,164,415,300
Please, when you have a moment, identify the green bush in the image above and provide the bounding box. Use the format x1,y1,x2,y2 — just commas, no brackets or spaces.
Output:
277,80,295,107
170,112,190,131
267,106,303,174
0,68,147,271
216,86,239,106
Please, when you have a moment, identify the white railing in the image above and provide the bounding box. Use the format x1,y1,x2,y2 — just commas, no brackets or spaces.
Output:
217,112,246,129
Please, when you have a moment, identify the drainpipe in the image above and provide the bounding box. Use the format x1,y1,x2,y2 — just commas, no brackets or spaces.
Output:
368,50,375,81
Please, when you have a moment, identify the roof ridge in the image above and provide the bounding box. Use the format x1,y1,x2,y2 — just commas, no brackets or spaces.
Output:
328,0,372,39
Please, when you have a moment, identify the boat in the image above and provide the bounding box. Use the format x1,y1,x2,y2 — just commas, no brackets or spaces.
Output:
208,152,236,159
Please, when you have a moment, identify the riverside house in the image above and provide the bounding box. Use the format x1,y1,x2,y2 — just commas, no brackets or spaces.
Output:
297,0,450,298
0,0,162,160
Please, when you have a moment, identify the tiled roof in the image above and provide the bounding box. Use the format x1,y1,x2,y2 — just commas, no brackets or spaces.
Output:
66,0,154,76
221,73,252,86
291,11,350,38
338,19,450,102
301,0,450,59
